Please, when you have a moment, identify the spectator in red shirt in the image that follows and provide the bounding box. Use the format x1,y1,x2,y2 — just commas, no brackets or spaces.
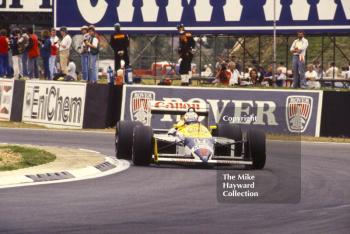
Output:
27,28,40,79
49,28,59,80
0,29,9,78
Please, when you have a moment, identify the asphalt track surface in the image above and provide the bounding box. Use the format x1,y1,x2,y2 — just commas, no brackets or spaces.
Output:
0,128,349,234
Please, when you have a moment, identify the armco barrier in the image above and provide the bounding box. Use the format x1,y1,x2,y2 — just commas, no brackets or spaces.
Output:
121,85,323,136
320,91,350,137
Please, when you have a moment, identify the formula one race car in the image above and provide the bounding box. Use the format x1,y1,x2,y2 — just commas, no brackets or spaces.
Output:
115,101,266,169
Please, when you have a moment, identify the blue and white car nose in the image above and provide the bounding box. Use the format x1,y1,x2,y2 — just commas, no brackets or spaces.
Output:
193,148,212,162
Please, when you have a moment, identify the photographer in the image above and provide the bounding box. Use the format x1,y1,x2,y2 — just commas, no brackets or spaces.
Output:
78,25,89,81
85,25,99,84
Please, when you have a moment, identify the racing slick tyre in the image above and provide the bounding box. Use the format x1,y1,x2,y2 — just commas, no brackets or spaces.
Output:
245,129,266,169
216,124,243,156
132,125,153,166
116,121,142,159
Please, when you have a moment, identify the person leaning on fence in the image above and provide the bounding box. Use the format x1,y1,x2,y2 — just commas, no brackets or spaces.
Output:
85,25,99,84
177,24,195,86
110,23,129,71
290,31,308,88
58,26,72,75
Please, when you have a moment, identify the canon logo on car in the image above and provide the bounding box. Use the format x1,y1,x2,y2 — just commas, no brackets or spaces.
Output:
152,101,205,112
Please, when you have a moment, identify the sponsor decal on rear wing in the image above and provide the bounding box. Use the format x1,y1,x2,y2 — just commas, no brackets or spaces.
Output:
151,101,209,116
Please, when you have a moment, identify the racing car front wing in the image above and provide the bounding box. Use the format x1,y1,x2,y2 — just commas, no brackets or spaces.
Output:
155,157,253,165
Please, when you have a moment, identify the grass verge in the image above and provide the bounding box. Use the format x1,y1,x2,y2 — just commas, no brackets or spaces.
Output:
0,145,56,171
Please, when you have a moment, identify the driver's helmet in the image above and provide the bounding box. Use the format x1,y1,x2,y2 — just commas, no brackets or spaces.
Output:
184,109,199,124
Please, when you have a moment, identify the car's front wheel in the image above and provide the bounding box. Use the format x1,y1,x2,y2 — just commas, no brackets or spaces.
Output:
245,129,266,169
132,125,153,166
115,121,142,159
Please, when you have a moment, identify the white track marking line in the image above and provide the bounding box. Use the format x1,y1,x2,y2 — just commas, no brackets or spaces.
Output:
79,148,101,154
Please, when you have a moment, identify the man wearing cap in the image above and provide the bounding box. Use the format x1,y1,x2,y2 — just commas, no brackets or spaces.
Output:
59,27,72,75
78,25,90,81
177,24,195,86
290,31,308,88
110,23,130,71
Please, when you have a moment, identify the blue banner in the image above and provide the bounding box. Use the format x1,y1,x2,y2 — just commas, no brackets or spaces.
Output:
121,85,323,136
54,0,350,34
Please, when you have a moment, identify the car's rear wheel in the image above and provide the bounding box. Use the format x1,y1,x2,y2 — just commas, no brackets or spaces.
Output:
245,129,266,169
115,121,142,159
132,125,153,166
216,124,243,156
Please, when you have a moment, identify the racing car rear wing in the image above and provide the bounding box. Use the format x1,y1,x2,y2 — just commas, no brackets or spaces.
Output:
150,101,209,116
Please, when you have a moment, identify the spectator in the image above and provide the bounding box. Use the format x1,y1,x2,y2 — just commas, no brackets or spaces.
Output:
276,68,287,87
78,25,89,81
290,31,308,88
228,62,240,86
277,62,287,74
18,28,30,77
49,28,59,80
341,66,350,79
40,30,51,80
65,58,77,81
9,28,21,79
85,25,99,83
213,62,231,86
59,27,72,75
27,28,40,79
0,29,9,78
249,69,260,86
110,23,130,71
305,64,320,89
313,60,324,79
325,62,339,79
177,24,195,86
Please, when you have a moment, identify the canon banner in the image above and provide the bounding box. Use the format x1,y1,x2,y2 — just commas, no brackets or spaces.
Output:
22,81,86,129
0,79,14,121
54,0,350,34
0,0,52,12
121,85,323,136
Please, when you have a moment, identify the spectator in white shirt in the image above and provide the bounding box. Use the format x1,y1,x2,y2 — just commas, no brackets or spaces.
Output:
276,68,286,87
290,31,309,88
305,64,320,89
58,27,72,75
325,62,339,79
66,58,77,81
228,62,240,86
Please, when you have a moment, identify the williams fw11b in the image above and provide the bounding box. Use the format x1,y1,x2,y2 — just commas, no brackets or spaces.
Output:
115,101,266,169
